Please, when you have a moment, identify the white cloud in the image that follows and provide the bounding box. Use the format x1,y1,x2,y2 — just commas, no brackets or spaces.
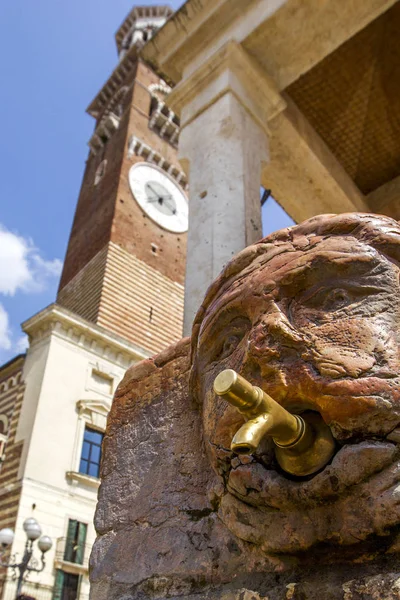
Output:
30,254,63,284
0,303,11,350
0,228,31,295
15,335,29,353
0,224,62,359
0,225,62,296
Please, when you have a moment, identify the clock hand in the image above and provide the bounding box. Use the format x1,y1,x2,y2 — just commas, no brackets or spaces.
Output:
163,198,177,215
147,183,173,200
147,184,161,198
146,192,174,203
145,184,176,212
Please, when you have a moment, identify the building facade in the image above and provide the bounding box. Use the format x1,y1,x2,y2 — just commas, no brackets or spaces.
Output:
4,1,399,598
142,0,400,331
0,5,188,599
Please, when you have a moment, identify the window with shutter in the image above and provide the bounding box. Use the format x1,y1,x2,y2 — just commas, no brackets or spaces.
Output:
52,569,64,600
64,519,87,565
52,570,80,600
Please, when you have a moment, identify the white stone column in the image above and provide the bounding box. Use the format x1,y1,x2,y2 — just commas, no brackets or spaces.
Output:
179,94,267,333
168,41,286,334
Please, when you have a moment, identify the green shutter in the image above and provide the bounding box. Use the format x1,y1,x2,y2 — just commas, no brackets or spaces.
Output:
52,569,64,600
75,522,87,565
64,519,87,564
64,519,77,562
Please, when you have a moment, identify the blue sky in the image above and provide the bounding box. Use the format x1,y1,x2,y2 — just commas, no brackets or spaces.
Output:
0,0,293,365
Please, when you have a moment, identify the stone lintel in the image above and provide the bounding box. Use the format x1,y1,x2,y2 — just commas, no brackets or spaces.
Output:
142,0,397,93
244,0,398,91
263,97,369,222
168,40,286,134
22,304,148,367
141,0,287,85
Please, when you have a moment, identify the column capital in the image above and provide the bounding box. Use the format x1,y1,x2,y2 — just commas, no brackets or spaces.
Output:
168,40,286,134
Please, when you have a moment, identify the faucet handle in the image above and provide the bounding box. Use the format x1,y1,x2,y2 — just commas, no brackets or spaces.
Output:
214,369,302,448
213,369,336,476
213,369,262,412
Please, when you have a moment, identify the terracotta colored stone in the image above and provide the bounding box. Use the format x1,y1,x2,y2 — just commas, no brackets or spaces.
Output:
91,214,400,599
192,213,400,556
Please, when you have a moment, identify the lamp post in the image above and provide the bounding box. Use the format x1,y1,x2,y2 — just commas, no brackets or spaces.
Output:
0,518,52,599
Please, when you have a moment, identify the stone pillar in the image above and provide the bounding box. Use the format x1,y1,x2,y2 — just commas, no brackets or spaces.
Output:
178,95,267,333
168,41,286,334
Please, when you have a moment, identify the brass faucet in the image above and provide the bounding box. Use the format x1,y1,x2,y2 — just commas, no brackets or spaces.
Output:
213,369,335,477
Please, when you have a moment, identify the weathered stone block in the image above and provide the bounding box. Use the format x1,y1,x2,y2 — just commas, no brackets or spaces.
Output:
91,214,400,599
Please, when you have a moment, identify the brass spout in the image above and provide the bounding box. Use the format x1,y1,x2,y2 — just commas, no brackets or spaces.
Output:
213,370,303,452
213,369,336,477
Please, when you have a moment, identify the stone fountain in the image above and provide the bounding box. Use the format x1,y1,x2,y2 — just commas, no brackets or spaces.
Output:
90,213,400,600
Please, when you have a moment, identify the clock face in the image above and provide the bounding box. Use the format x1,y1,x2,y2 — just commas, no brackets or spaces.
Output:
128,163,188,233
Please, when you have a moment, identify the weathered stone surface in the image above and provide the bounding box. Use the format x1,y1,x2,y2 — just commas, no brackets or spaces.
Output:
91,214,400,599
192,213,400,557
91,338,272,598
342,573,400,599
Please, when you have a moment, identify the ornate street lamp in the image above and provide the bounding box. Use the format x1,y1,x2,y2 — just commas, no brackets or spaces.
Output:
0,518,52,599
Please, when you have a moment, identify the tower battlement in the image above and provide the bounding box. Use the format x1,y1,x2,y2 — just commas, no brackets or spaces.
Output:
115,5,173,60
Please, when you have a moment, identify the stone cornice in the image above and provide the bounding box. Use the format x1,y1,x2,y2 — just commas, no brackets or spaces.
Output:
22,304,149,369
86,46,138,119
77,398,110,417
142,0,397,94
115,5,173,54
141,0,286,85
141,0,245,84
168,40,286,133
89,4,175,120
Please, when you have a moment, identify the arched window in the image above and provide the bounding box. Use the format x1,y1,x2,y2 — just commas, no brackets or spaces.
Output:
148,83,180,146
0,415,9,464
94,160,107,186
103,86,129,119
0,414,9,435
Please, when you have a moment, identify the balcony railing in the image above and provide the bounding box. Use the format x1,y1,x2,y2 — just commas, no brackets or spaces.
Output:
54,537,91,574
1,576,90,600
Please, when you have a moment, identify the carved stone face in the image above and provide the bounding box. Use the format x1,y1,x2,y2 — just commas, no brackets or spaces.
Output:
192,216,400,555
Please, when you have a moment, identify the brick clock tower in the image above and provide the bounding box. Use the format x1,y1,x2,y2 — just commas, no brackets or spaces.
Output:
58,4,187,356
0,6,188,600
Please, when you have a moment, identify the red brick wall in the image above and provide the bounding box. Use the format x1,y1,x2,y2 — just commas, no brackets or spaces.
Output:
58,59,187,294
97,242,184,354
57,58,187,351
0,357,26,595
110,61,187,287
57,68,137,293
57,245,108,322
